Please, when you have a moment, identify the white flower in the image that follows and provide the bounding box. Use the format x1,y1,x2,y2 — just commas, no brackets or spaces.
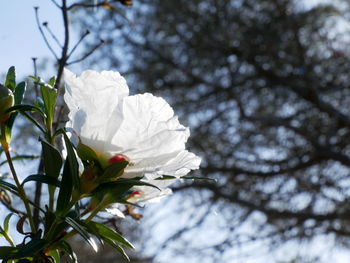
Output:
63,69,201,204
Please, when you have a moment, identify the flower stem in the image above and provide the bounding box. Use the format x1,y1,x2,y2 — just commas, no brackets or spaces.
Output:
1,124,36,233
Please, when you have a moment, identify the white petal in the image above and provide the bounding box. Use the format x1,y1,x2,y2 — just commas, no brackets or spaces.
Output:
105,206,125,218
128,179,176,203
109,93,189,157
104,93,201,178
64,68,129,154
124,150,201,179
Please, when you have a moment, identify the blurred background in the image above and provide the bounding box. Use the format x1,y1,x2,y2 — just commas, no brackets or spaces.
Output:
3,0,350,262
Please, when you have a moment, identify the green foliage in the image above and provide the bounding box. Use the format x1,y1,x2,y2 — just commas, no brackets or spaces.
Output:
41,140,63,179
4,66,16,91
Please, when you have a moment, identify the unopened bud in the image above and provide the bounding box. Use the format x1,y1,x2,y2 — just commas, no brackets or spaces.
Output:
0,84,14,122
108,154,129,164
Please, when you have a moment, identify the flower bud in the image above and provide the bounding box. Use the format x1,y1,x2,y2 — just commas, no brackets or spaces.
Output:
108,154,129,164
0,84,14,122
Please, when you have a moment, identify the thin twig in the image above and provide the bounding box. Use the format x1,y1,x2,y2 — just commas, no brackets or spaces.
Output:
67,29,90,58
67,39,104,65
31,57,39,98
43,22,63,48
54,0,70,90
34,7,59,60
50,0,61,9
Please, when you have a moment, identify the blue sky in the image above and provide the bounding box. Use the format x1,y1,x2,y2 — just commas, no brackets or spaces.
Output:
1,0,62,78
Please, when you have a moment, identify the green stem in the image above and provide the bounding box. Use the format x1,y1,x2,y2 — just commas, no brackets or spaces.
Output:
2,230,15,247
1,124,36,233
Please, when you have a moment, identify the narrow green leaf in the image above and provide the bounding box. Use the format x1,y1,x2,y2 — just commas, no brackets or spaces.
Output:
20,111,46,134
0,179,18,194
98,161,128,182
0,155,39,167
91,182,134,202
114,178,160,190
3,213,13,233
14,239,47,259
104,239,130,261
56,133,80,214
48,76,56,88
40,84,57,126
56,161,73,214
5,67,16,91
156,175,215,181
21,174,61,187
88,221,134,249
64,217,98,252
0,246,18,259
48,249,60,263
41,140,63,178
6,81,26,131
63,132,80,190
57,241,77,263
14,81,26,105
6,104,46,116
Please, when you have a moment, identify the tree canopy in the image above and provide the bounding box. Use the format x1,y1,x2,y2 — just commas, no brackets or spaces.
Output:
77,0,350,261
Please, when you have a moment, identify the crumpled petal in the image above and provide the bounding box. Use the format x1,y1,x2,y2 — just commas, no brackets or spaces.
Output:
64,68,129,154
63,69,201,206
107,93,201,179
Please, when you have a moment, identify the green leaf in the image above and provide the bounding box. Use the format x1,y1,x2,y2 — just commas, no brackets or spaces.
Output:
104,239,130,261
14,239,47,259
14,81,26,105
77,143,98,161
6,81,27,131
40,83,57,126
0,155,39,167
91,181,134,203
41,140,63,178
47,249,60,263
0,179,18,195
5,67,16,91
98,160,128,182
88,221,134,249
156,175,216,181
56,133,80,214
48,76,56,88
21,174,61,187
3,213,13,233
63,132,80,190
0,246,18,259
56,161,73,215
113,178,160,190
57,241,77,263
20,111,46,134
6,104,46,116
64,217,98,252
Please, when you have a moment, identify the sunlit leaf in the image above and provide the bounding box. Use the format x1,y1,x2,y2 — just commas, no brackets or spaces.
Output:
4,67,16,91
64,217,98,252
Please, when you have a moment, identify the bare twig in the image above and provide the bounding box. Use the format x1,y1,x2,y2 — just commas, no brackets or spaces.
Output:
43,22,63,48
54,0,70,90
34,7,59,60
31,57,39,98
50,0,61,9
67,39,104,65
67,29,90,59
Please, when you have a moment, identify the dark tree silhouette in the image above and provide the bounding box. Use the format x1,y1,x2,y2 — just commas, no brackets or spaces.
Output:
76,0,350,261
